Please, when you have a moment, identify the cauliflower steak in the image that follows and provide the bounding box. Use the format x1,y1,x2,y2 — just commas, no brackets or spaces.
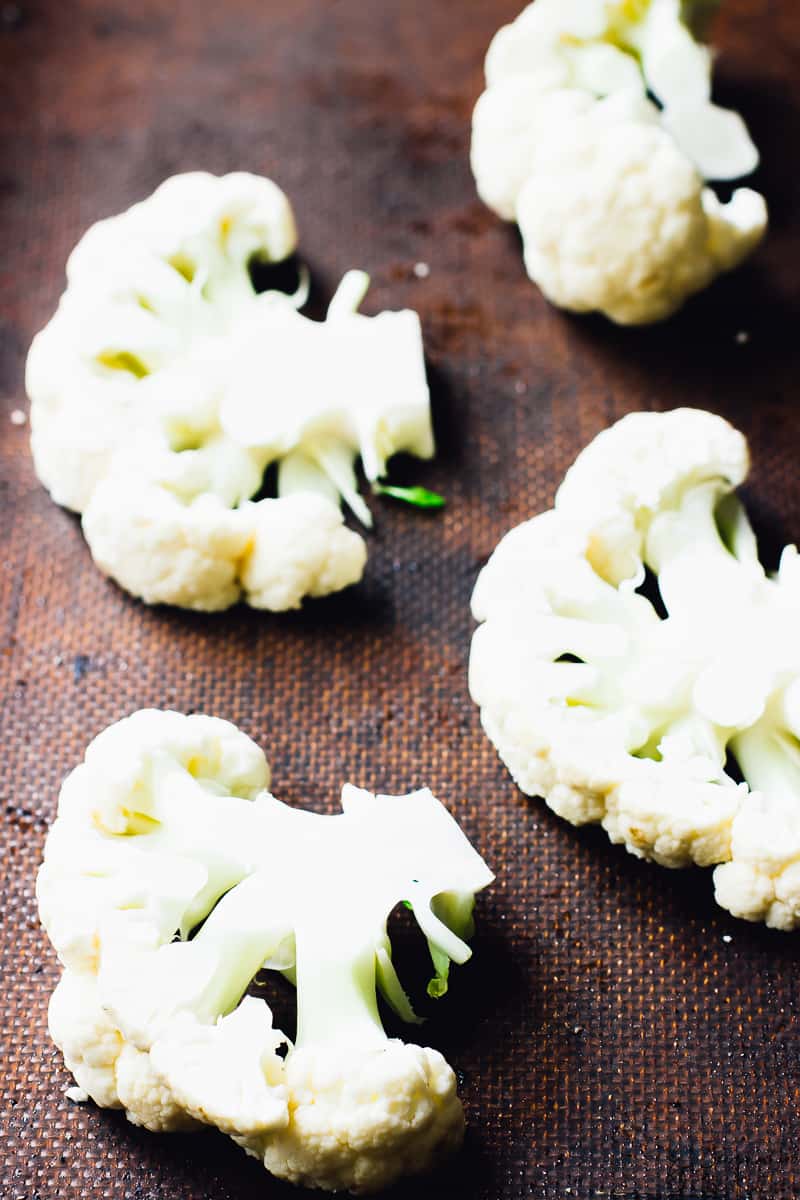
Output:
37,710,493,1193
471,409,800,927
470,0,767,324
28,172,434,610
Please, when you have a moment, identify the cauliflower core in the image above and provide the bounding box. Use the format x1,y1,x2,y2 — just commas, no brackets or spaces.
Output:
27,172,434,610
471,0,767,324
37,710,493,1193
470,409,800,928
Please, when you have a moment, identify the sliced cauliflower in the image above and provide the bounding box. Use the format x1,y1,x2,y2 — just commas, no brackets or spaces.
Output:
27,172,434,610
470,409,800,926
37,710,493,1192
471,0,767,324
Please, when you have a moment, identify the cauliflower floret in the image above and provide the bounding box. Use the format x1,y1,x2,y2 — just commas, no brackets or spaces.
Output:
149,999,290,1136
480,0,759,181
554,404,749,583
471,0,767,324
713,679,800,929
36,711,271,970
239,492,368,613
28,172,297,515
250,1043,463,1194
115,1041,202,1133
515,108,766,325
471,409,800,920
83,480,253,613
49,970,198,1132
27,173,433,610
48,971,125,1110
37,711,493,1192
471,82,597,220
83,474,366,613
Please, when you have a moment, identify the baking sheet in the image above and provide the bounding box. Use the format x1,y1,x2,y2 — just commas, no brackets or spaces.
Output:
2,1,799,1197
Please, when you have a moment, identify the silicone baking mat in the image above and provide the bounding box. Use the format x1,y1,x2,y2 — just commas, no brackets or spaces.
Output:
2,2,799,1197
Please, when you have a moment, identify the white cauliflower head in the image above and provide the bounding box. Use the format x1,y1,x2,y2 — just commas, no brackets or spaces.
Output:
515,100,766,325
252,1041,464,1193
27,172,434,611
37,710,493,1193
471,0,767,324
470,409,800,926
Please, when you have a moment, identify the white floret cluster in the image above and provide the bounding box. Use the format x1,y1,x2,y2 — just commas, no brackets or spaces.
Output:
471,409,800,928
38,710,493,1193
471,0,768,323
28,172,434,610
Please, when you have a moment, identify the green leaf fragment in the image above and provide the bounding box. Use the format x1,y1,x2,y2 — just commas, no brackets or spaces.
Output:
372,484,446,510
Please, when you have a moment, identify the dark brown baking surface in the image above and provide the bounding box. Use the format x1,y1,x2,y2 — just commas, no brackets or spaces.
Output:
2,1,800,1197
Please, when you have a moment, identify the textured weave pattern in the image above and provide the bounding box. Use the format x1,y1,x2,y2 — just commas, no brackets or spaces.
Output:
2,1,800,1197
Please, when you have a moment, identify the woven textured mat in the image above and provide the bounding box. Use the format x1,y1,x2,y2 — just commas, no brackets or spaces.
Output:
2,1,800,1197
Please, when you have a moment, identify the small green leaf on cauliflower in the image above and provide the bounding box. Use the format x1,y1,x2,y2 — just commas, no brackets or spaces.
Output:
37,710,493,1193
471,1,767,324
470,408,800,928
27,173,436,611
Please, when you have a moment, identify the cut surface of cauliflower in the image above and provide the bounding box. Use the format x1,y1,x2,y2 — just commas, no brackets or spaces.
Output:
471,1,767,324
37,710,493,1193
28,172,434,611
470,409,800,927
